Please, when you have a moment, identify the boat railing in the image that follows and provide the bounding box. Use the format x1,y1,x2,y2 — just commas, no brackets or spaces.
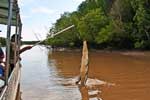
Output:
0,61,21,100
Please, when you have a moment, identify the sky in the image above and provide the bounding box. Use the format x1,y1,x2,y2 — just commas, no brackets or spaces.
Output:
0,0,85,41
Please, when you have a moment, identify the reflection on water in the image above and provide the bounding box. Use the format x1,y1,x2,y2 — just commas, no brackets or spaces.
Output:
48,51,81,77
79,85,102,100
21,46,150,100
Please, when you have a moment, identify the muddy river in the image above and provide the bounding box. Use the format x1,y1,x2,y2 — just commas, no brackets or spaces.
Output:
21,46,150,100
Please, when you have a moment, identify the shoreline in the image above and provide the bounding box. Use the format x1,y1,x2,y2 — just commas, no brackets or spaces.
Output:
50,47,150,57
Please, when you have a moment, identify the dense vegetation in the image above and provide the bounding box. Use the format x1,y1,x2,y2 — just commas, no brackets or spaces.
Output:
46,0,150,50
0,39,42,46
0,37,6,46
22,41,41,45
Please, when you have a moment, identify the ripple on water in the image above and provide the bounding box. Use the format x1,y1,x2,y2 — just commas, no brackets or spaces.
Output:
58,77,115,100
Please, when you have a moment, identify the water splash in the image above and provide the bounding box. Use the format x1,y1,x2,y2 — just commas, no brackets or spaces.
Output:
60,77,115,87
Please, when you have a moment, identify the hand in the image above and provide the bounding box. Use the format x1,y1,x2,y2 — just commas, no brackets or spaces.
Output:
26,46,33,49
19,45,33,54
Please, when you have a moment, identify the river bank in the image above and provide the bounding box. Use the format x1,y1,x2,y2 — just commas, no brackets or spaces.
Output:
51,47,150,57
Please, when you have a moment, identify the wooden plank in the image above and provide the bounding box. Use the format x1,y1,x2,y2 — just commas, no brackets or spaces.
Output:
0,61,21,100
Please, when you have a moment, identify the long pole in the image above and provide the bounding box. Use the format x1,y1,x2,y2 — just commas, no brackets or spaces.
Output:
33,25,75,47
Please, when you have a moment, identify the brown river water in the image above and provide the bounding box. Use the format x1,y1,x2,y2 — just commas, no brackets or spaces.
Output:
21,46,150,100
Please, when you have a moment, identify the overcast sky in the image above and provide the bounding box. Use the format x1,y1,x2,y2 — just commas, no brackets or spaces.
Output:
0,0,85,41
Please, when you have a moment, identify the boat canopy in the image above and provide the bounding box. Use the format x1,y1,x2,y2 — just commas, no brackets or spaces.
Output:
0,0,21,26
0,0,22,87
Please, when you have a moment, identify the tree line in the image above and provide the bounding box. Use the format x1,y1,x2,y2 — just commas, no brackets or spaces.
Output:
46,0,150,50
0,37,6,46
0,37,40,46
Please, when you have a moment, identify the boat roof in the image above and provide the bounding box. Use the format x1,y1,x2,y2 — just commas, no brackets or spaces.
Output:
0,0,21,26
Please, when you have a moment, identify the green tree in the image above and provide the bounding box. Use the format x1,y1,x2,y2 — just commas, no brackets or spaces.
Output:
77,8,108,43
46,0,150,50
0,37,6,46
131,0,150,49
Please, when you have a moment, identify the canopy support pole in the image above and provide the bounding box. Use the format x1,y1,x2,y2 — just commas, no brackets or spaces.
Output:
18,22,22,52
5,0,14,85
14,10,19,64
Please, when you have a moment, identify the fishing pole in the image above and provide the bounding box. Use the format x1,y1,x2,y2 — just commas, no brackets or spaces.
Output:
33,25,75,47
33,31,44,51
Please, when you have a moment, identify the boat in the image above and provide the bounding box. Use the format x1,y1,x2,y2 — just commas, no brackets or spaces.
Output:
0,0,22,100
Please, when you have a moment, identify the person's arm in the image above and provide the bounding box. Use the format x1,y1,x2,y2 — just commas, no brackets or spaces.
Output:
19,46,33,54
